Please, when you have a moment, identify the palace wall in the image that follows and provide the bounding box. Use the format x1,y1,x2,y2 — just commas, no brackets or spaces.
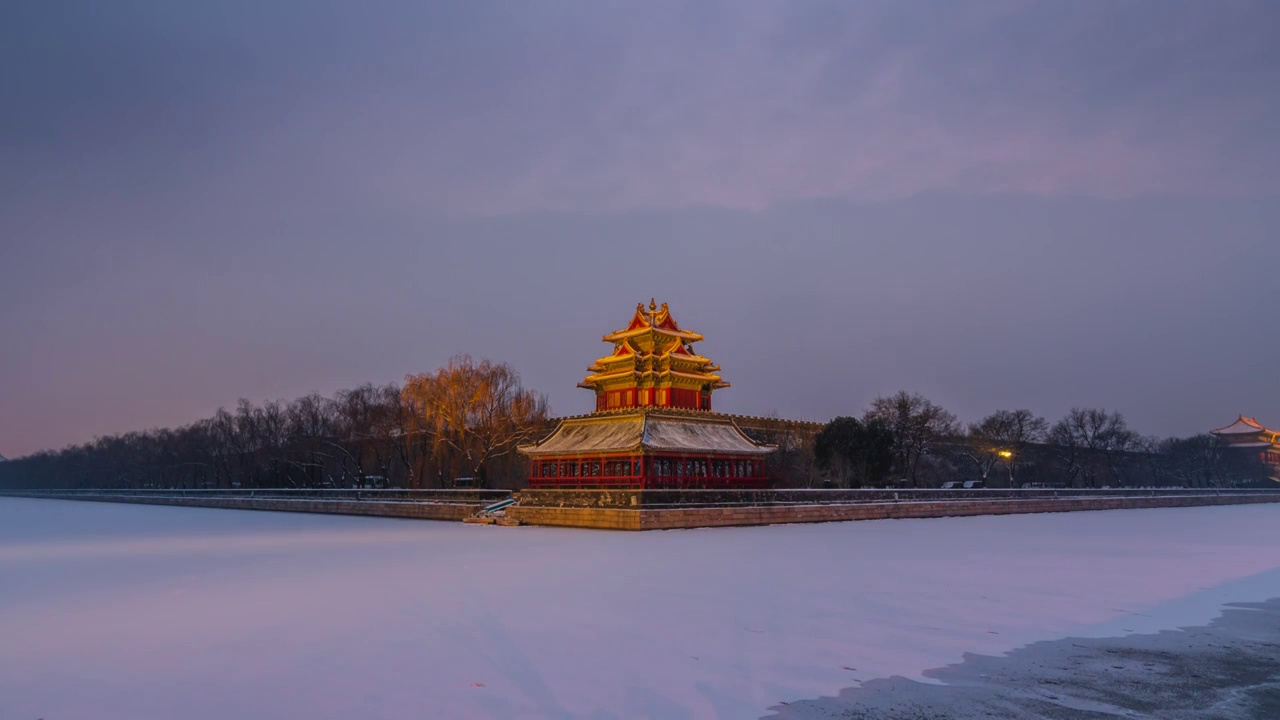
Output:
507,489,1280,530
9,488,1278,531
0,491,498,522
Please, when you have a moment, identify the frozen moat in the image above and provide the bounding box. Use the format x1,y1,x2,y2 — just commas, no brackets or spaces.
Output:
3,497,1279,719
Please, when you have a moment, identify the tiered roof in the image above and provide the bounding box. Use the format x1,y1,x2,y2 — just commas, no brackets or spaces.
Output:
1212,416,1269,434
517,301,778,475
579,299,729,393
1211,415,1279,448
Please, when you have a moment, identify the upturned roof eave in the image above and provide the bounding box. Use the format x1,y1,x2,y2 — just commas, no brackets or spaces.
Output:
518,408,778,457
518,442,645,457
602,327,704,343
1211,415,1270,435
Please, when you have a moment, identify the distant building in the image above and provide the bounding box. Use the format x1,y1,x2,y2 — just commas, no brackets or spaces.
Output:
519,300,776,489
1210,416,1280,479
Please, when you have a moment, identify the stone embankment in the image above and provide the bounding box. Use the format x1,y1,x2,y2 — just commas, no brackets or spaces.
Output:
0,488,507,522
508,488,1280,530
4,487,1278,530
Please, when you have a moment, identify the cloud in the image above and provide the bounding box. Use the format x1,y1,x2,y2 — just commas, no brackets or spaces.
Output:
3,1,1277,217
1,1,1278,456
336,1,1280,212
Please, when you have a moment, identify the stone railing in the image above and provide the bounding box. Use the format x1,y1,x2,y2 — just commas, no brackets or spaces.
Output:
7,487,1278,530
0,487,513,523
2,487,511,504
514,487,1279,509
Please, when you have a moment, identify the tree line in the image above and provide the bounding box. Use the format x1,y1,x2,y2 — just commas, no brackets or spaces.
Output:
2,377,1269,492
0,356,549,491
814,391,1271,489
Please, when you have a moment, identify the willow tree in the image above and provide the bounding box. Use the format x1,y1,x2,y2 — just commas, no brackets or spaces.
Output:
401,355,549,488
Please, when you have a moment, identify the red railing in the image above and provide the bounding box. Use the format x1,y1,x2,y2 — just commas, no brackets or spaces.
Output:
528,454,767,489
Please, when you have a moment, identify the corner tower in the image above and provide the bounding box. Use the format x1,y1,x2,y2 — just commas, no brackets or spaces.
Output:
579,299,729,412
519,301,775,489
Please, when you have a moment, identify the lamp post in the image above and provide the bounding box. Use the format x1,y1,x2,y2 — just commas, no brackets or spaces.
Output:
998,450,1014,488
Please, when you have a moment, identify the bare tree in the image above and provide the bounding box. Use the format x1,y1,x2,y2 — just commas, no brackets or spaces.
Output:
285,393,340,487
1155,434,1266,488
1048,408,1136,487
966,409,1049,487
865,391,960,487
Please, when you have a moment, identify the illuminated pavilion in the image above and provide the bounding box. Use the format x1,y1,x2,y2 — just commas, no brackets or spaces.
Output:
1210,415,1280,480
519,300,775,488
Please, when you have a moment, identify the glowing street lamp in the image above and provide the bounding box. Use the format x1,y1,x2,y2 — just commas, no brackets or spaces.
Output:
998,450,1013,459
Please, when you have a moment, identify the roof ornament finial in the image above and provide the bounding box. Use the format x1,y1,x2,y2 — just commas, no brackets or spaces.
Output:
649,298,657,311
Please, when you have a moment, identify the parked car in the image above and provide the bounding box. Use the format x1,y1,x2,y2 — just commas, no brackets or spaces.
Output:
941,481,963,489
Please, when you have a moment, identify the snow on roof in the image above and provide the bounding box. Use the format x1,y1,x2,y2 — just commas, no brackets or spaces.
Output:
522,414,647,455
1211,415,1271,435
520,411,776,456
641,415,775,455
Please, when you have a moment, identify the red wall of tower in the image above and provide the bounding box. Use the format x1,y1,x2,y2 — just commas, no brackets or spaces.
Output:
597,386,710,412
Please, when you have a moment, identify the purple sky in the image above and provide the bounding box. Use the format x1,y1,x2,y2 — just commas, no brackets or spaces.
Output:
2,1,1278,458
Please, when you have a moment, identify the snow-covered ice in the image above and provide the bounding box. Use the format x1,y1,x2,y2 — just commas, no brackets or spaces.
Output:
2,497,1280,719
